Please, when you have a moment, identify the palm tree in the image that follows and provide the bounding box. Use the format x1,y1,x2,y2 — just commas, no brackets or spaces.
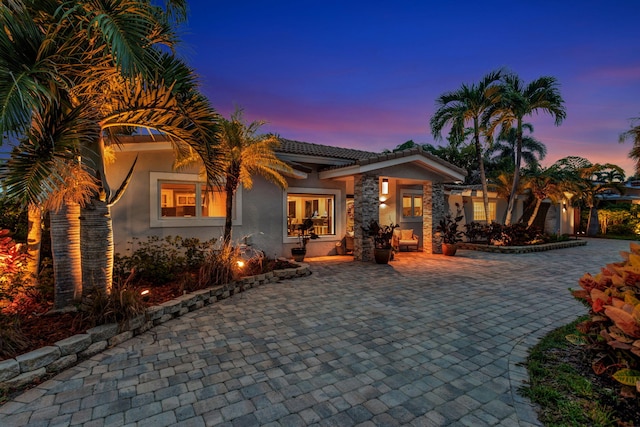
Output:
619,115,640,174
209,109,292,246
486,73,566,225
486,123,547,172
0,1,221,305
553,157,625,236
578,163,626,236
1,103,99,308
521,165,567,228
491,170,517,223
430,69,503,221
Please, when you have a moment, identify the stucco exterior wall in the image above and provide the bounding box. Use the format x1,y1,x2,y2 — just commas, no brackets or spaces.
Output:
107,148,348,259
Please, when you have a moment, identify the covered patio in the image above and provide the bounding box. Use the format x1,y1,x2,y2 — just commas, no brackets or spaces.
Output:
319,147,466,261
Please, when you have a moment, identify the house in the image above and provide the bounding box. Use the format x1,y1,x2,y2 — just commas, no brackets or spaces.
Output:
107,136,466,261
444,184,577,236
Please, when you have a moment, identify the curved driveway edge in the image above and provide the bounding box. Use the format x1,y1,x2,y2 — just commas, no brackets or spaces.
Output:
0,238,632,426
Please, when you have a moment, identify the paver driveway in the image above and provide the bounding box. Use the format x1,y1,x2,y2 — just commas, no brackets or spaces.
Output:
0,238,633,426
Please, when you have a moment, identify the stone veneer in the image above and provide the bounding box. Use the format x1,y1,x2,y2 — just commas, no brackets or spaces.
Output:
422,182,445,254
353,173,379,262
0,264,311,391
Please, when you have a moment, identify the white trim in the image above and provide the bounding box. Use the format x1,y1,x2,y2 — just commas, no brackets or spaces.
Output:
149,172,242,228
283,169,309,179
284,187,342,243
318,154,466,182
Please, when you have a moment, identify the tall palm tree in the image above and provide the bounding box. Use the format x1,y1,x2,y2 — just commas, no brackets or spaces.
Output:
486,72,566,225
430,69,503,221
620,115,640,174
486,123,547,172
204,109,292,246
0,1,222,305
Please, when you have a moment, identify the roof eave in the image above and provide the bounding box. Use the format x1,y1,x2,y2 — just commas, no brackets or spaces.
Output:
318,154,466,182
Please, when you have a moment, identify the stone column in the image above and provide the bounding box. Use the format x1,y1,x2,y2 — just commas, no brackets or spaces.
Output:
423,182,445,254
354,174,379,262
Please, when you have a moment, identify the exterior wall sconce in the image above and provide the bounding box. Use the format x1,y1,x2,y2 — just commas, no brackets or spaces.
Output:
381,178,389,195
562,203,567,212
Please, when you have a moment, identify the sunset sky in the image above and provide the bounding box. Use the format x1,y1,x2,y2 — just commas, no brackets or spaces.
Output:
180,1,640,176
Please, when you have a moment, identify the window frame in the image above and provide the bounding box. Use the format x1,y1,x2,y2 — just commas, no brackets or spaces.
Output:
472,199,497,223
284,187,341,242
401,190,423,222
150,172,242,228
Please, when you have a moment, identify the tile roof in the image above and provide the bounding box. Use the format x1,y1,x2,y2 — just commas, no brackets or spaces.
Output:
277,139,466,177
277,138,379,161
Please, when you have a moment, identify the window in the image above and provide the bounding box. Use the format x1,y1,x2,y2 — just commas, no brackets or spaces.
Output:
286,192,336,237
473,201,496,222
402,194,422,218
159,182,226,218
150,172,240,228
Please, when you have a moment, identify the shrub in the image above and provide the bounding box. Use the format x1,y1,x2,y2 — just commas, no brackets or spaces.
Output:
80,274,147,330
0,197,27,242
198,245,243,289
114,236,215,286
463,222,546,246
598,204,640,236
0,229,28,307
0,313,29,359
463,222,489,243
570,242,640,396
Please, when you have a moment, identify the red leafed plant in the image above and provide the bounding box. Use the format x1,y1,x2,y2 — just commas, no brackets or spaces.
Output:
570,242,640,396
0,229,28,304
0,229,31,358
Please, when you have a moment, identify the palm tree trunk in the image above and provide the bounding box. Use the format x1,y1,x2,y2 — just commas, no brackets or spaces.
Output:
223,178,236,246
505,120,524,225
586,206,599,236
25,204,42,286
527,199,542,228
80,199,113,296
474,120,491,223
50,202,82,309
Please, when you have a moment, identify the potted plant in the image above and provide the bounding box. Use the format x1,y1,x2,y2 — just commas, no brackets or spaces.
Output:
291,218,318,262
436,203,464,256
364,220,398,264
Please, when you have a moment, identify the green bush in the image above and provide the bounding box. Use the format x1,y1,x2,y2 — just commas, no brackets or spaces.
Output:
0,197,27,242
114,236,215,286
597,204,640,236
463,222,547,246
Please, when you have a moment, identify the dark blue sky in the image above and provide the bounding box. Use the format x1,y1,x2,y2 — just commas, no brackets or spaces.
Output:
179,0,640,175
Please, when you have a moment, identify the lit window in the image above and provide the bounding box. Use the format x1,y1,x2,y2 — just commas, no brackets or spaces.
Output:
402,194,422,218
150,172,240,228
287,193,335,236
159,182,226,218
473,201,496,222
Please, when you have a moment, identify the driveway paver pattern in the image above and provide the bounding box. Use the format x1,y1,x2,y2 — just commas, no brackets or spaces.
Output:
0,238,632,426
